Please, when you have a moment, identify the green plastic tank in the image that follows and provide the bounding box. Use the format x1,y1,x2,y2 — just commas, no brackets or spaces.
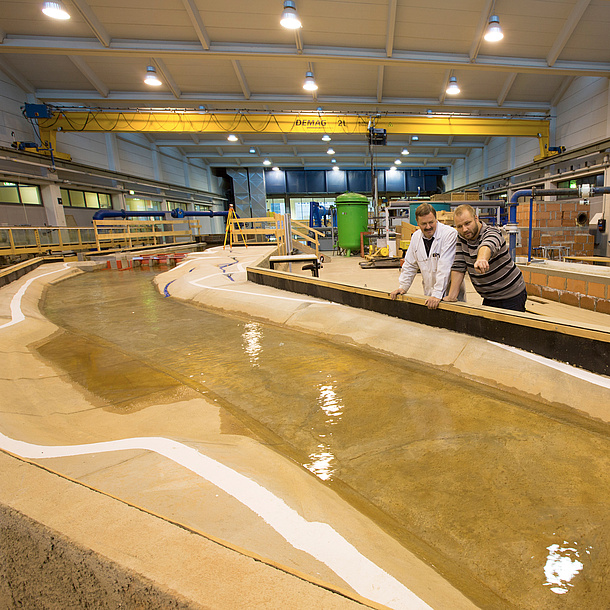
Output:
335,192,370,255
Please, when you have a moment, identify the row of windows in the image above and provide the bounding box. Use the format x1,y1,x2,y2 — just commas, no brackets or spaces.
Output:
266,196,372,221
1,182,42,205
60,188,112,209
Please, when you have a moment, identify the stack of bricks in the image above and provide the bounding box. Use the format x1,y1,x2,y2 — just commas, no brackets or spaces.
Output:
520,266,610,314
515,199,594,257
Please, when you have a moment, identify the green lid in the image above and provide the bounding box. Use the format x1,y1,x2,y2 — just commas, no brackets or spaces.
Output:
335,192,369,204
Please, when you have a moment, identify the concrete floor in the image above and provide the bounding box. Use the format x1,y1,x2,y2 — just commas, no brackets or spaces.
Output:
1,247,609,609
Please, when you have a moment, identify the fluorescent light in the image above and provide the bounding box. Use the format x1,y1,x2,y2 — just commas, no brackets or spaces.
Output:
227,134,238,142
401,148,410,155
42,1,70,19
446,76,460,95
280,1,302,29
484,15,504,42
326,147,335,155
322,134,331,142
144,66,162,86
303,71,318,91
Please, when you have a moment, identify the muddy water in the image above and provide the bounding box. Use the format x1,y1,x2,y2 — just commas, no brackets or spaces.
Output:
39,269,610,609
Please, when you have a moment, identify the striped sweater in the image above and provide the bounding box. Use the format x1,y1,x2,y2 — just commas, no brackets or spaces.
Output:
451,222,525,300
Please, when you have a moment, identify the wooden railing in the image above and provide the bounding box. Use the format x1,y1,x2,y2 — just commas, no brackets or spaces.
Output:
92,218,198,251
0,226,98,256
226,214,322,258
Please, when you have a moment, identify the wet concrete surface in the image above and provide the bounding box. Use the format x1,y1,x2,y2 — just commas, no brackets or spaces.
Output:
35,267,610,609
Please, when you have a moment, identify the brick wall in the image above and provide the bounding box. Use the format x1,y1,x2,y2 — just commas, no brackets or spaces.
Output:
515,199,594,257
520,266,610,313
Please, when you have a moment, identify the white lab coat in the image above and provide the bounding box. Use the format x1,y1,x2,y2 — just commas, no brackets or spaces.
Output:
398,221,458,299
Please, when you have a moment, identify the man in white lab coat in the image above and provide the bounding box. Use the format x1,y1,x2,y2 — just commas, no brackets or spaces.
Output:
390,203,459,309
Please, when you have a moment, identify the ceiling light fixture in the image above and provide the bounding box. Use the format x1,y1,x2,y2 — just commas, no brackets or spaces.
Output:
249,147,256,154
412,136,419,141
227,134,238,142
280,0,302,29
272,166,281,171
394,159,402,165
42,1,70,19
322,134,331,142
331,158,337,163
446,76,460,95
326,147,335,155
144,66,162,86
332,166,340,172
263,159,272,165
401,148,410,155
484,15,504,42
303,71,318,92
389,166,397,172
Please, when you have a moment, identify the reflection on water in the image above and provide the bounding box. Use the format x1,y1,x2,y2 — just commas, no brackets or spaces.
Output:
544,539,591,595
242,322,263,367
40,269,610,610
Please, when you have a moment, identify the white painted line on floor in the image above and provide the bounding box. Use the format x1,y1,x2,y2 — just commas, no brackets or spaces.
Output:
488,341,610,389
0,264,70,330
0,431,431,610
0,258,428,608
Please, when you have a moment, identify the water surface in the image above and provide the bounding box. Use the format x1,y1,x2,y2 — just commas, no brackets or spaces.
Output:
39,269,610,609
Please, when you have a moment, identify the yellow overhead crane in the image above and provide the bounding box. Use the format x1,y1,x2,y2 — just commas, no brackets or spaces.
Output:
35,111,556,162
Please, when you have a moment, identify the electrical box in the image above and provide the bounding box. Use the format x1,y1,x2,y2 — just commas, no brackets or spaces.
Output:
23,103,53,119
368,128,387,146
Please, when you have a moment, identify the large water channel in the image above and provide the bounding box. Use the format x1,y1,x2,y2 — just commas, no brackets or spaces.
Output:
39,268,610,609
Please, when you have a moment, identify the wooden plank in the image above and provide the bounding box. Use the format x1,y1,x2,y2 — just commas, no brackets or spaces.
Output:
247,266,610,376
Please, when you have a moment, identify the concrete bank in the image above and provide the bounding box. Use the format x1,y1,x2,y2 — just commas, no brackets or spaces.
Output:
156,246,610,423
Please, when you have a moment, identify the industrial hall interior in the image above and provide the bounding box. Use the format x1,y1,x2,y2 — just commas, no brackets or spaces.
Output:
2,1,610,609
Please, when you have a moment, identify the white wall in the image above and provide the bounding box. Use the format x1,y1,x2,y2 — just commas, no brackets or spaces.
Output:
555,77,609,149
0,73,36,148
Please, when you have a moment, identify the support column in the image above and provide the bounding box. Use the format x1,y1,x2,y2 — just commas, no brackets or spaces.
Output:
39,182,66,226
105,133,121,172
152,146,163,182
183,160,191,188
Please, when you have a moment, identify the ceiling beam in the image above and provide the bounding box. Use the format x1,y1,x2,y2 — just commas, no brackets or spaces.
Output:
295,30,304,54
546,0,592,67
497,72,517,107
32,90,552,112
231,59,251,100
468,0,494,62
550,75,575,107
153,138,487,148
376,66,384,103
438,69,451,104
0,58,35,94
181,0,211,50
68,55,109,97
385,0,398,58
2,38,609,77
70,0,111,47
154,58,182,98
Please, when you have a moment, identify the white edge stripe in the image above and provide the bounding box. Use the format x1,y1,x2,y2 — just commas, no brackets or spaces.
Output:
488,341,610,389
0,259,427,609
0,431,430,610
0,264,71,330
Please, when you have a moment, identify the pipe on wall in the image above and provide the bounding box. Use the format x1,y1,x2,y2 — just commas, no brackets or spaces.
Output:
509,186,610,260
92,209,167,220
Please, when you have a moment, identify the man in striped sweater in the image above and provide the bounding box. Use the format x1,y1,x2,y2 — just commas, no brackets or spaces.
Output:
444,204,527,312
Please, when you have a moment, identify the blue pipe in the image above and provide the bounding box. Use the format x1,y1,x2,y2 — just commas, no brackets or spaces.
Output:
527,197,534,263
170,208,230,218
93,209,166,220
